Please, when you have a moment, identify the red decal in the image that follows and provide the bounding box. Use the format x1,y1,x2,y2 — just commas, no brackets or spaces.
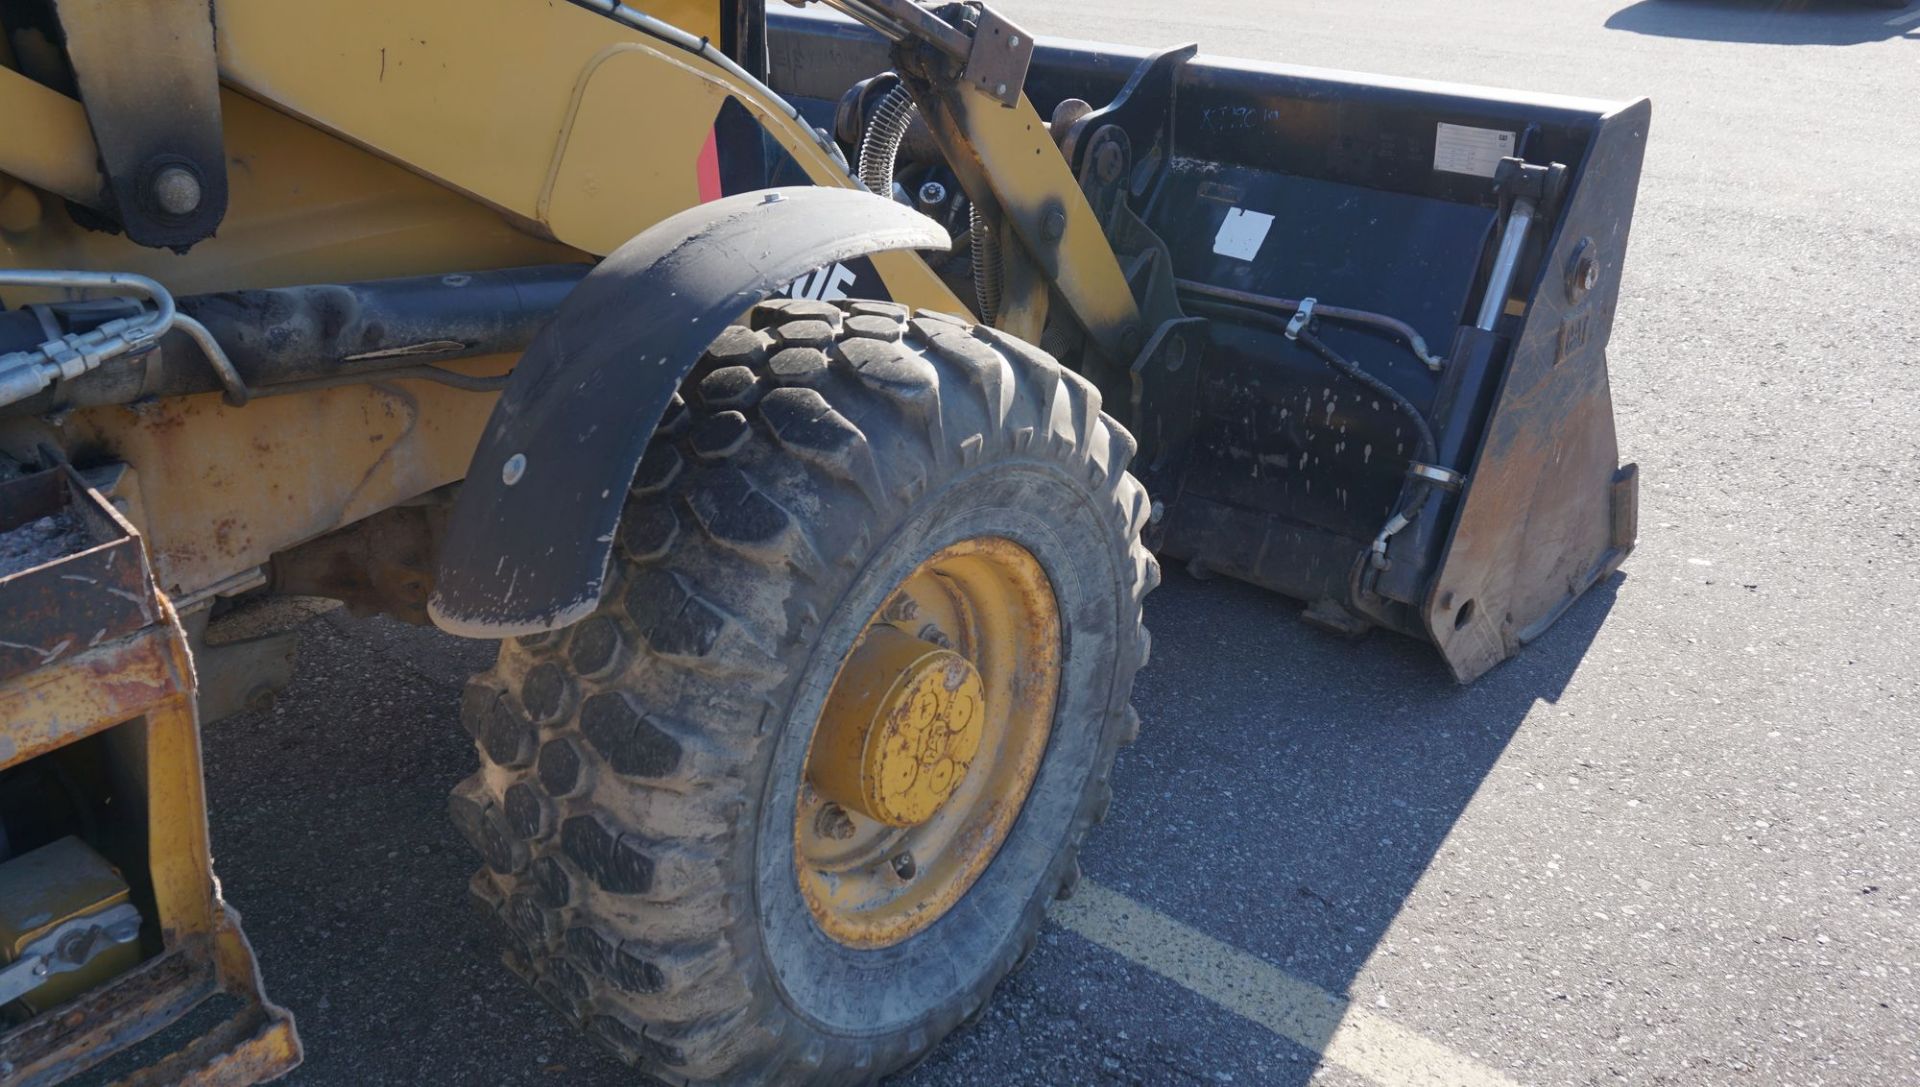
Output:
696,128,722,203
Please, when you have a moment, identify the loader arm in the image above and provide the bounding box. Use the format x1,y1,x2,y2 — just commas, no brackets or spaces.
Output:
823,0,1144,349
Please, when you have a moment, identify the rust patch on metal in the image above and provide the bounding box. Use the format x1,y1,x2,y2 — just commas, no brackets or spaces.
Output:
266,500,447,626
0,909,301,1085
64,365,503,598
0,468,157,686
0,946,212,1087
1,473,300,1084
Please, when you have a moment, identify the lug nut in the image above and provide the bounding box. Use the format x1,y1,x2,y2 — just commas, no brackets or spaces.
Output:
815,804,857,841
891,851,917,880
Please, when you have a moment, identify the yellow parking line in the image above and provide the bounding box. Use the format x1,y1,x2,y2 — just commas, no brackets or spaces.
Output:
1052,882,1522,1087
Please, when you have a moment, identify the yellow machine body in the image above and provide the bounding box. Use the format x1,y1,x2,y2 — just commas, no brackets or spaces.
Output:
0,0,1647,1079
0,3,1003,1080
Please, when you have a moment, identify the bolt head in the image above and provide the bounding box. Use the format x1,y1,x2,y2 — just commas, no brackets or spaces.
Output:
1009,34,1021,48
56,929,93,960
501,453,528,486
151,166,202,216
815,804,858,841
891,852,917,880
995,82,1008,97
1566,238,1600,301
1164,334,1189,371
1042,209,1067,241
916,180,948,207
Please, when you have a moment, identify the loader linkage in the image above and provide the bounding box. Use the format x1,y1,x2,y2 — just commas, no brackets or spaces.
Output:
772,6,1646,683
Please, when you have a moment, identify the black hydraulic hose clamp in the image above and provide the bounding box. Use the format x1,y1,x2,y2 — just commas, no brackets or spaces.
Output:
1283,297,1315,339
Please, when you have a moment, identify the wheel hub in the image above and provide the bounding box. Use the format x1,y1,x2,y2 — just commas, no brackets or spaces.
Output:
809,626,986,828
793,537,1061,948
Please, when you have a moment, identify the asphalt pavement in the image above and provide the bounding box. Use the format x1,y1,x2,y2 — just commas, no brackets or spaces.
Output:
163,2,1920,1085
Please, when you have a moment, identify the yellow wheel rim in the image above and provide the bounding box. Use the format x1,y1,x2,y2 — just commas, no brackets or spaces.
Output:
795,537,1060,948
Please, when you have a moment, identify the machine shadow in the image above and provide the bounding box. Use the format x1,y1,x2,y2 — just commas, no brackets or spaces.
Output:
201,570,1618,1085
1606,0,1918,44
1054,565,1624,1082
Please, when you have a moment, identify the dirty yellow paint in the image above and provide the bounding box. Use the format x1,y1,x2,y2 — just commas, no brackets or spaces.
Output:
1,3,966,604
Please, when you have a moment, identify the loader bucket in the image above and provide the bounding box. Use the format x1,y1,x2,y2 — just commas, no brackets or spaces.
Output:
769,11,1644,682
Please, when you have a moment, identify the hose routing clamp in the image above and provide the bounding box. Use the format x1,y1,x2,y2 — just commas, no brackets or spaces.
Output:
1284,297,1316,340
1407,461,1465,490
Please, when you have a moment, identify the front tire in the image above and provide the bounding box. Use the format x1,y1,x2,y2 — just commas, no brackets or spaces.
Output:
451,297,1156,1084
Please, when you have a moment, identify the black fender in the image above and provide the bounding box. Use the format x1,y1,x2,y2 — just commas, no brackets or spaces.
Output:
428,187,950,637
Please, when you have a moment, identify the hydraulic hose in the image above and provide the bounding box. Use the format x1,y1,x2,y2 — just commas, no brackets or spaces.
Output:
857,84,918,198
1183,298,1437,460
0,264,585,416
856,79,1000,325
1292,325,1443,572
0,270,175,408
969,201,1004,326
1187,298,1446,570
1175,279,1444,371
1291,328,1437,463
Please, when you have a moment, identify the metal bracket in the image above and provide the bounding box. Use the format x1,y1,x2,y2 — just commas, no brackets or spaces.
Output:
1044,43,1200,471
959,7,1034,107
1475,157,1570,330
0,903,141,1007
1127,315,1208,477
1284,297,1316,340
1407,461,1465,490
52,0,229,251
820,1,1032,107
1492,155,1564,205
1060,42,1195,193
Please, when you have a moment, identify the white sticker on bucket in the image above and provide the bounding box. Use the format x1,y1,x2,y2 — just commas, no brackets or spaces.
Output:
1213,208,1275,261
1433,123,1515,178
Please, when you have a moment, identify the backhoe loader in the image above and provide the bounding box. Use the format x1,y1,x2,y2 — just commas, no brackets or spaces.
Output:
0,0,1645,1082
